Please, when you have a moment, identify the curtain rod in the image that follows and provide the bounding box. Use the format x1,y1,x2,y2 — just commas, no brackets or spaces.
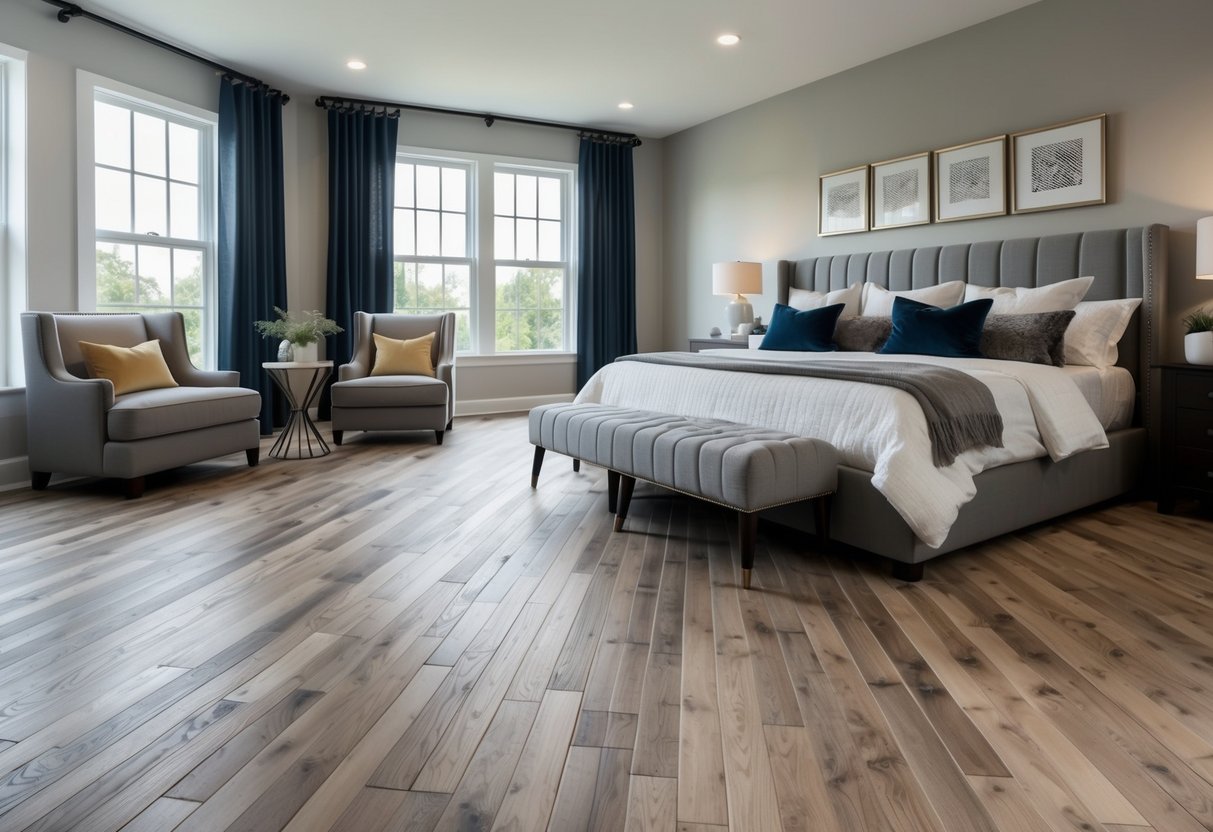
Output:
43,0,290,103
315,95,641,146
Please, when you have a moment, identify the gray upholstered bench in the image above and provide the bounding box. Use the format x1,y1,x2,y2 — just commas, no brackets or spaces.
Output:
529,402,839,588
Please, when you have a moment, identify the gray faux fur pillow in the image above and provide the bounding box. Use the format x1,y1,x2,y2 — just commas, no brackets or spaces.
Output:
834,317,892,352
980,311,1076,367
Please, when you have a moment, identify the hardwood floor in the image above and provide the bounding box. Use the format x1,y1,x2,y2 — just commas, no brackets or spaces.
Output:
0,413,1211,831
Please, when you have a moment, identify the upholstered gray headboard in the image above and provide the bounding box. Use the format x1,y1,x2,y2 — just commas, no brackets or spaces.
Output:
778,224,1168,428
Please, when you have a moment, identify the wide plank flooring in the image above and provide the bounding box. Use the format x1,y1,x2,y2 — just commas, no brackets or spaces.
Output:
0,413,1211,831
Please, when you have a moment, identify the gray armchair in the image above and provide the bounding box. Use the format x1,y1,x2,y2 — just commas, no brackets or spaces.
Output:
330,312,456,446
21,312,261,498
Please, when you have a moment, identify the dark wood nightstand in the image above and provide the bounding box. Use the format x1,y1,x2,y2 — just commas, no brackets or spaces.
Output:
688,338,748,352
1157,363,1213,514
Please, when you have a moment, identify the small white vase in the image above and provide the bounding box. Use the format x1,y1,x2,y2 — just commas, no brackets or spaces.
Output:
277,339,294,362
1185,331,1213,365
294,342,320,363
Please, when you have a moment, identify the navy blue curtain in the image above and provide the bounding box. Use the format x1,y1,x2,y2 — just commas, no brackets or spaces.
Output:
319,107,400,418
218,78,288,434
576,137,636,388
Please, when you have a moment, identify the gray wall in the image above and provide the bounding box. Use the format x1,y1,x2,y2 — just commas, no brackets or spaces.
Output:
0,0,663,485
662,0,1213,358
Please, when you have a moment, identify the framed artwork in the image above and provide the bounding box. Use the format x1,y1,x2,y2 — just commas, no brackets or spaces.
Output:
1011,114,1106,214
871,152,930,230
933,135,1007,223
818,165,869,236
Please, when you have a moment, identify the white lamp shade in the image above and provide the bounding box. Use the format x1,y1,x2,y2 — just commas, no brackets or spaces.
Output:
1198,216,1213,280
712,261,763,296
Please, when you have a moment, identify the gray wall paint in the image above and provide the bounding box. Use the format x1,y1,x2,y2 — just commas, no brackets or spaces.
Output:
662,0,1213,358
0,0,663,484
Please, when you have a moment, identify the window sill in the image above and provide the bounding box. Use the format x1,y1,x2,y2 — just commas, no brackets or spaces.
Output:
456,352,576,368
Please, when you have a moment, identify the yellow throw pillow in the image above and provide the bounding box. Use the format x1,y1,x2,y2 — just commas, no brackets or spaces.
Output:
78,339,179,396
371,331,436,377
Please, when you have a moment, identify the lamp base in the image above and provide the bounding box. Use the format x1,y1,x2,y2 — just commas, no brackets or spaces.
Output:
725,298,754,334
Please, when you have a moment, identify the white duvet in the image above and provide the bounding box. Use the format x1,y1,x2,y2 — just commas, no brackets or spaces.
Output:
574,349,1109,548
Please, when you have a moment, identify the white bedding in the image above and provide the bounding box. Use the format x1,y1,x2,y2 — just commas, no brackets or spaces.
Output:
1063,365,1135,431
575,349,1111,548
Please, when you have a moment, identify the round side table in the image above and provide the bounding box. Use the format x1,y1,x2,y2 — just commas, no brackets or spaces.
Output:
262,361,333,459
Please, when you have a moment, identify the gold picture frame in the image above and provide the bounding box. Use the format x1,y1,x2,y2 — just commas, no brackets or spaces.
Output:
871,151,931,230
1010,114,1106,214
818,165,869,236
933,135,1007,223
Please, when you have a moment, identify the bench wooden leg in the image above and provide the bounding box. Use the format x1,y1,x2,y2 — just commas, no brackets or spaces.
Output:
614,475,636,532
30,471,51,491
531,446,546,488
892,561,924,582
815,494,832,543
607,470,620,514
573,459,581,473
739,511,758,589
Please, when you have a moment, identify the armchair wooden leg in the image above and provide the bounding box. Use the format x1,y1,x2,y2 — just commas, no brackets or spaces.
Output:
573,459,581,473
435,430,445,445
332,430,343,446
124,476,146,500
607,470,620,513
614,475,636,532
30,471,51,491
739,512,758,589
246,448,260,467
531,446,546,488
446,418,453,431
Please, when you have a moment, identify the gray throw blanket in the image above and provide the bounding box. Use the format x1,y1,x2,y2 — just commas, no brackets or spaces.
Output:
616,352,1004,467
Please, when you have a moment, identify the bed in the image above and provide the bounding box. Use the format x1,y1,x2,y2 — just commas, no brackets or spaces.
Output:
577,225,1167,576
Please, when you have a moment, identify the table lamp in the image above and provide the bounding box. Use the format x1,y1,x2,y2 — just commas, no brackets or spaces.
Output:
1199,216,1213,280
713,261,762,334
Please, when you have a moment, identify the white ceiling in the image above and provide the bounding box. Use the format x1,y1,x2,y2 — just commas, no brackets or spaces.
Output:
85,0,1039,138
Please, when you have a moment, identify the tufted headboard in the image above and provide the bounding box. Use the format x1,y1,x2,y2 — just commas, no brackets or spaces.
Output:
777,224,1168,429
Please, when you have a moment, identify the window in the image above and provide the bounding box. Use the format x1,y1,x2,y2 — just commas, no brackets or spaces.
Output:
392,149,575,355
493,168,569,352
80,75,216,368
0,45,26,388
392,159,473,351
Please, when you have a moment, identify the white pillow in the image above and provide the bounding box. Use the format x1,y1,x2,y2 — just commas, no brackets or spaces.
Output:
1064,298,1141,368
861,280,965,317
964,275,1094,315
788,283,862,318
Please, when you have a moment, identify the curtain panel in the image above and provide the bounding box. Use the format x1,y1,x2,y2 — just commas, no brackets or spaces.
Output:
320,107,400,418
576,137,637,388
217,78,289,434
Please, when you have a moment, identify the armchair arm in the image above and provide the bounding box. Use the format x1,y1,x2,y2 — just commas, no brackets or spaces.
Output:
20,313,114,476
437,361,455,418
338,311,374,381
143,312,240,387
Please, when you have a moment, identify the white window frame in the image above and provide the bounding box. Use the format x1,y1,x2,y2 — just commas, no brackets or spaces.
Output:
0,44,27,389
76,71,218,369
396,145,577,362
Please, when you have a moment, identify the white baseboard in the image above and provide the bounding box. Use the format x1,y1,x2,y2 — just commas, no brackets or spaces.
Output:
0,455,29,492
455,393,574,417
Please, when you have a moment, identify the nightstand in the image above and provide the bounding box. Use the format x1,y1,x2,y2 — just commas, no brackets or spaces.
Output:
1157,363,1213,514
688,338,749,352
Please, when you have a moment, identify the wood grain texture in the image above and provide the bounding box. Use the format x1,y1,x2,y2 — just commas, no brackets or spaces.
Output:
0,414,1209,831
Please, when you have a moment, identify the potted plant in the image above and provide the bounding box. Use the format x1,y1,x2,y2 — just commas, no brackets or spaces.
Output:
1183,307,1213,365
255,307,343,362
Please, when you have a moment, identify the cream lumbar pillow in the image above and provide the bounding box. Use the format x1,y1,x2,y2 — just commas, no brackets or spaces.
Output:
788,283,862,318
371,331,436,377
964,275,1094,315
861,280,965,317
78,339,178,396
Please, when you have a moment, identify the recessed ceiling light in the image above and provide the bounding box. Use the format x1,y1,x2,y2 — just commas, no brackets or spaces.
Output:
617,101,634,110
346,59,367,70
716,33,740,46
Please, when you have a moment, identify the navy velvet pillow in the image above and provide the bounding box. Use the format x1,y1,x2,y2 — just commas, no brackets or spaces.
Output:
879,296,993,358
759,303,844,351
